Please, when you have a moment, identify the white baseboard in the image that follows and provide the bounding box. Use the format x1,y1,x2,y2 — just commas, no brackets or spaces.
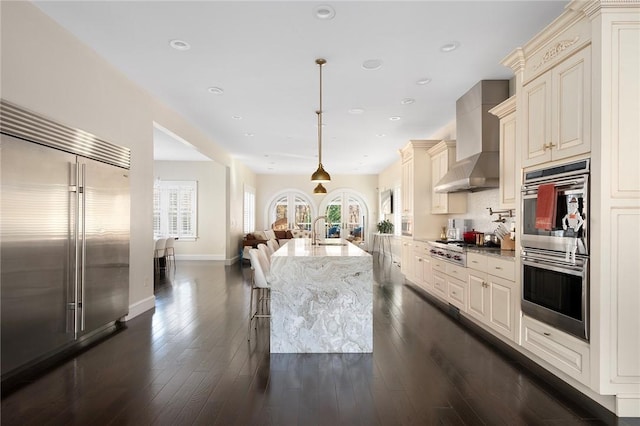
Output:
616,394,640,417
124,295,156,321
175,254,225,261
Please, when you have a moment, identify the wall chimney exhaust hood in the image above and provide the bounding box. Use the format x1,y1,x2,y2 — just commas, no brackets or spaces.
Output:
435,80,509,193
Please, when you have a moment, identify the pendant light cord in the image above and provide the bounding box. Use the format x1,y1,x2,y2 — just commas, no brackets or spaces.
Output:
317,58,326,166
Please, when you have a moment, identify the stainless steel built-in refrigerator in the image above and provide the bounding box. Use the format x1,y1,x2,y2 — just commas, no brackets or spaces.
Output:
1,100,130,384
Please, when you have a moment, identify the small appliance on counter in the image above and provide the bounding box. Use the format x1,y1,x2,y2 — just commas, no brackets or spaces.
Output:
446,218,470,242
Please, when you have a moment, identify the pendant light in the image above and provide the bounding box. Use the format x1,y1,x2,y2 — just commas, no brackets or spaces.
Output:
311,58,331,183
313,182,327,194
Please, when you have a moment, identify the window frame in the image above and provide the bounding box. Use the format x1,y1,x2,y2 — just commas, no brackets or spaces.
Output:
153,180,198,241
243,184,256,233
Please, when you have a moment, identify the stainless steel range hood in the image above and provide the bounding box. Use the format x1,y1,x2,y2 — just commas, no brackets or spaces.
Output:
435,80,509,193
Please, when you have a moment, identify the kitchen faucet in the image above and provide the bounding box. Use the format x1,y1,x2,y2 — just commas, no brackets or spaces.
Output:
312,215,327,245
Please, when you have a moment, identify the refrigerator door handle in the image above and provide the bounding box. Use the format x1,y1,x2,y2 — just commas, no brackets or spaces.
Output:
74,161,81,338
80,163,86,332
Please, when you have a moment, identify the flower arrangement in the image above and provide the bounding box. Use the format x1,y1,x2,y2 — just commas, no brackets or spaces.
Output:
376,219,394,234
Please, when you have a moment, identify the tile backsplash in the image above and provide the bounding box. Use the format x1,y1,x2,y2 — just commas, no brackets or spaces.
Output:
448,189,515,234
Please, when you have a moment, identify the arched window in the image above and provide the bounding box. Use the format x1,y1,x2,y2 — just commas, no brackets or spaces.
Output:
319,190,369,241
267,190,315,230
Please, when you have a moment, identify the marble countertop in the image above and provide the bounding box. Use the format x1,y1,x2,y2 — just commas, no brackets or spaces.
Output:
466,247,516,259
274,238,371,258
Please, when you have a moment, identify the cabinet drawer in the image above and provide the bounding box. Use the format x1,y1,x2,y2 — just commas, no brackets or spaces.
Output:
467,252,488,273
432,271,447,298
432,258,447,273
447,276,467,311
446,263,468,281
487,257,515,281
521,315,590,385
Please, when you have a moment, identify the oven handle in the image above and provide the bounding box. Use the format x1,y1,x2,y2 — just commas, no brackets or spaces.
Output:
521,256,586,276
521,176,587,194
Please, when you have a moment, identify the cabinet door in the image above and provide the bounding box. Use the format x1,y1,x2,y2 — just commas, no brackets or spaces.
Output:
487,274,515,341
402,160,413,214
431,151,446,214
523,72,552,167
552,47,591,161
400,239,413,277
467,271,488,322
414,254,425,285
422,255,432,287
499,110,517,208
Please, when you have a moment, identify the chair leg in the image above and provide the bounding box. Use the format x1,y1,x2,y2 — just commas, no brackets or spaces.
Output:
248,285,254,341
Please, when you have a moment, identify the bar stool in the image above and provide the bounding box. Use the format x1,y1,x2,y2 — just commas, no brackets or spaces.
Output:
248,248,270,341
267,239,279,254
153,238,166,272
258,242,273,260
164,237,176,270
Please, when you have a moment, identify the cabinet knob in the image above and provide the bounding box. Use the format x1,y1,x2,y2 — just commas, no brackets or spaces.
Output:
495,266,502,270
543,332,551,336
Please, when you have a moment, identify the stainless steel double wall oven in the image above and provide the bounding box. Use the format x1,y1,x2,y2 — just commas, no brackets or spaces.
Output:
520,159,590,341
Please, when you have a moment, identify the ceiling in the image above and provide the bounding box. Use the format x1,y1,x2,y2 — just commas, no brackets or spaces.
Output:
33,1,568,175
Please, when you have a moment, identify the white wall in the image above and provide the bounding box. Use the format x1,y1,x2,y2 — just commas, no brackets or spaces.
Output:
154,161,226,260
1,2,255,317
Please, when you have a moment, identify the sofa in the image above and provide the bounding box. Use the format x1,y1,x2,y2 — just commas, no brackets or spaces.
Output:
242,228,312,260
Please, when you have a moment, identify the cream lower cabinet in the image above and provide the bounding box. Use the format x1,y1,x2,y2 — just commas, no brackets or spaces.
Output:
521,315,590,386
412,241,431,291
467,252,517,342
400,238,414,280
430,260,468,311
431,259,448,300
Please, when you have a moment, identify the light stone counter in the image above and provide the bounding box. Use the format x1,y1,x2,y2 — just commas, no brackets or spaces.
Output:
269,238,373,353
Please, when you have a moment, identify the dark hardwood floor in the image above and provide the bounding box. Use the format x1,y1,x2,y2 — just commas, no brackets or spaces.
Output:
2,256,638,425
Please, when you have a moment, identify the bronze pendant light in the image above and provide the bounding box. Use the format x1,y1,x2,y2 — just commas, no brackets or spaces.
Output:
313,182,327,194
311,58,331,184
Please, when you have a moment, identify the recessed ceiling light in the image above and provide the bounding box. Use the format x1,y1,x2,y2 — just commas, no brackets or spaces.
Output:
376,133,386,137
313,5,336,20
389,116,401,121
401,98,415,105
169,39,191,51
362,59,383,70
244,132,254,137
208,87,224,95
348,108,365,114
440,41,460,52
416,78,432,85
231,115,242,120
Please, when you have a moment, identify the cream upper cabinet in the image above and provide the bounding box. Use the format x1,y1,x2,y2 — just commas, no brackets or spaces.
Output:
428,141,466,214
399,140,443,239
401,153,413,215
522,46,591,168
489,96,517,209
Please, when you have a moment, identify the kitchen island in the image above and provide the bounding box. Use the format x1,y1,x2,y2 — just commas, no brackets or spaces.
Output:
269,238,373,353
